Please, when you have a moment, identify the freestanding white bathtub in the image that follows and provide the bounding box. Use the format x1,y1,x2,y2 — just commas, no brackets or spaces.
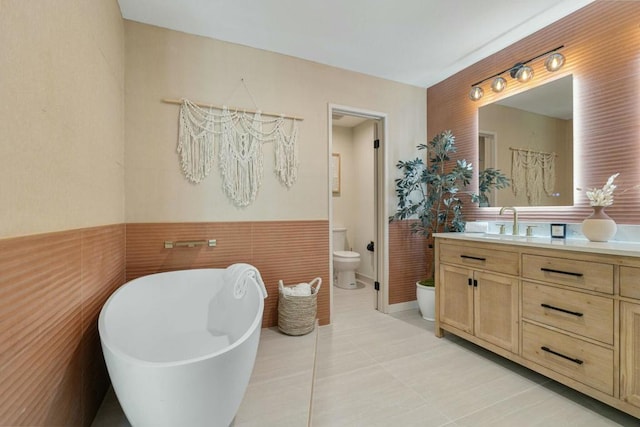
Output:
98,264,268,427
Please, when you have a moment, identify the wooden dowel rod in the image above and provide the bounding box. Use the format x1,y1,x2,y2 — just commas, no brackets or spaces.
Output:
509,146,557,157
162,98,304,121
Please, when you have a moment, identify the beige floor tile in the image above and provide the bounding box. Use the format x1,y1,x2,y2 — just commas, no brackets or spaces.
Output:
367,403,453,427
380,340,496,387
92,282,638,427
311,365,429,427
235,371,313,425
314,337,378,379
454,382,639,427
249,327,317,384
427,370,544,420
256,326,318,356
359,329,448,363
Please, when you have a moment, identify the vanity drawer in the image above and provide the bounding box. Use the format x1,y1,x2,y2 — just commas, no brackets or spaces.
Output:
522,281,613,345
522,322,614,395
522,254,613,294
439,243,518,275
620,266,640,300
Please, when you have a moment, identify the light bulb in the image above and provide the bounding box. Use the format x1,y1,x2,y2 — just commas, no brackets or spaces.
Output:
515,65,534,83
545,52,565,72
469,86,484,101
491,77,507,93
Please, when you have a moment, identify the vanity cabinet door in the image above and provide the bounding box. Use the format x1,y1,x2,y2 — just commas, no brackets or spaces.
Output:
439,264,473,334
621,301,640,408
439,264,519,352
474,271,519,353
620,266,640,300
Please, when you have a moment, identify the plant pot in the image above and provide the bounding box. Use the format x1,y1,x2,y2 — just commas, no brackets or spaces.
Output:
416,281,435,321
582,206,617,242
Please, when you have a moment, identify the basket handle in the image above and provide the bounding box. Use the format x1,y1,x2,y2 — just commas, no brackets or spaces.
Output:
309,277,322,293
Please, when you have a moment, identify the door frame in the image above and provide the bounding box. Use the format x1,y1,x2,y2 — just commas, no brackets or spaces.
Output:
479,130,499,207
328,103,389,321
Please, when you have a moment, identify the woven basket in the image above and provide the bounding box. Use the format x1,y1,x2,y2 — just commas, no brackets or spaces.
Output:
277,278,322,336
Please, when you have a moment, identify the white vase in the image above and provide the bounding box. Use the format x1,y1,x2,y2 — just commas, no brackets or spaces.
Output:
582,206,617,242
416,282,435,321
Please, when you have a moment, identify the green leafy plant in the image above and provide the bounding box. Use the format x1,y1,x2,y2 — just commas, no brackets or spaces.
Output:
391,130,473,240
472,168,510,207
391,130,507,283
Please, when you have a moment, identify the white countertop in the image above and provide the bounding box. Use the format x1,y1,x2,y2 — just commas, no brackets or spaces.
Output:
434,232,640,258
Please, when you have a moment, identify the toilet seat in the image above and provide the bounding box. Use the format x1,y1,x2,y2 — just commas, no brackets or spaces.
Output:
333,250,360,258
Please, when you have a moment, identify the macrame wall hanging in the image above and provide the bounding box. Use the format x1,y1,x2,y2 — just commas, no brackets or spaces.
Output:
168,79,302,207
510,147,556,205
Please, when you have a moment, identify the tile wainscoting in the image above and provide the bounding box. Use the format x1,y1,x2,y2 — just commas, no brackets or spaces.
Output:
1,219,425,425
0,224,125,427
389,220,430,305
126,221,331,327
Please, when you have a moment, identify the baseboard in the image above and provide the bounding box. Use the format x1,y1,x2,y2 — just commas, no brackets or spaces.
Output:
355,272,374,286
387,300,418,313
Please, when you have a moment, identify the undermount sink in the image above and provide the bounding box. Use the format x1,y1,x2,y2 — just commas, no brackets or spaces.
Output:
489,234,531,241
457,233,531,241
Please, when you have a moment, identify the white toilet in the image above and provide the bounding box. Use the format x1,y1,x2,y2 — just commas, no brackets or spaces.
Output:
332,228,361,289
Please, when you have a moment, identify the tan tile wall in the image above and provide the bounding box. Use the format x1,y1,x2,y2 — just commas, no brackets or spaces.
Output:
0,220,331,425
388,220,430,305
125,220,331,327
428,1,640,224
0,225,125,426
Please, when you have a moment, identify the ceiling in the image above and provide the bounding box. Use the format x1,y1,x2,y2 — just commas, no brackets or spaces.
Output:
494,75,573,120
117,0,595,88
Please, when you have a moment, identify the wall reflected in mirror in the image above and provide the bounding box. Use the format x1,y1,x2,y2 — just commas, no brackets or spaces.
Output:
478,75,573,207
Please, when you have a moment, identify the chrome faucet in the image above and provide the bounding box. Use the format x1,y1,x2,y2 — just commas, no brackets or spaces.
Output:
499,206,519,235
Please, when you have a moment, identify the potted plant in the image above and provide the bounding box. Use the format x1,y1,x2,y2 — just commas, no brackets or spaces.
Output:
473,167,511,207
391,130,508,320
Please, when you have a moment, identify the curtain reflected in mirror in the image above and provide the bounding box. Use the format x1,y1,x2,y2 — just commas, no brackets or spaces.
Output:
478,75,573,207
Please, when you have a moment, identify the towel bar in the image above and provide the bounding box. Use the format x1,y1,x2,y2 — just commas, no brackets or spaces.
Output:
164,239,217,249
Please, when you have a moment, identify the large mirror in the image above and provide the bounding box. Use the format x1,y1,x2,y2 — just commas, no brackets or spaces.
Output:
478,75,573,207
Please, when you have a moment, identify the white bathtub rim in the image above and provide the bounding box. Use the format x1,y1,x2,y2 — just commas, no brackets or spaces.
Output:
98,269,265,368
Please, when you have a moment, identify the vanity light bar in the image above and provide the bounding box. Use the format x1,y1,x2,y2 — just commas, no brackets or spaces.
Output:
469,45,565,101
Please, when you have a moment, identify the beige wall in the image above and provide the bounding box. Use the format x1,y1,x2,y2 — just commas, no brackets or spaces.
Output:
124,21,426,223
0,0,125,239
332,126,355,232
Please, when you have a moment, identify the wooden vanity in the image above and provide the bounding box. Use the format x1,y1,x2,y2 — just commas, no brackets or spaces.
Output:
434,233,640,418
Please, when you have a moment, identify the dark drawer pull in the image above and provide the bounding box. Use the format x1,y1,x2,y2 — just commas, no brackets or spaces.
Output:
468,278,473,287
541,346,584,365
460,255,486,262
540,267,583,277
540,303,584,317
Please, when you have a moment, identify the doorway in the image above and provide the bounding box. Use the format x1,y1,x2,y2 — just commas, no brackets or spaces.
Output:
328,104,388,322
479,131,498,207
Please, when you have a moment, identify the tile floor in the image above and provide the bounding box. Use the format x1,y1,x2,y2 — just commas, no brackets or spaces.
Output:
92,283,639,426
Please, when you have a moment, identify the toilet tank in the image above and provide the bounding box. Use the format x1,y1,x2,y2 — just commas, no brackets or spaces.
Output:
332,228,347,252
